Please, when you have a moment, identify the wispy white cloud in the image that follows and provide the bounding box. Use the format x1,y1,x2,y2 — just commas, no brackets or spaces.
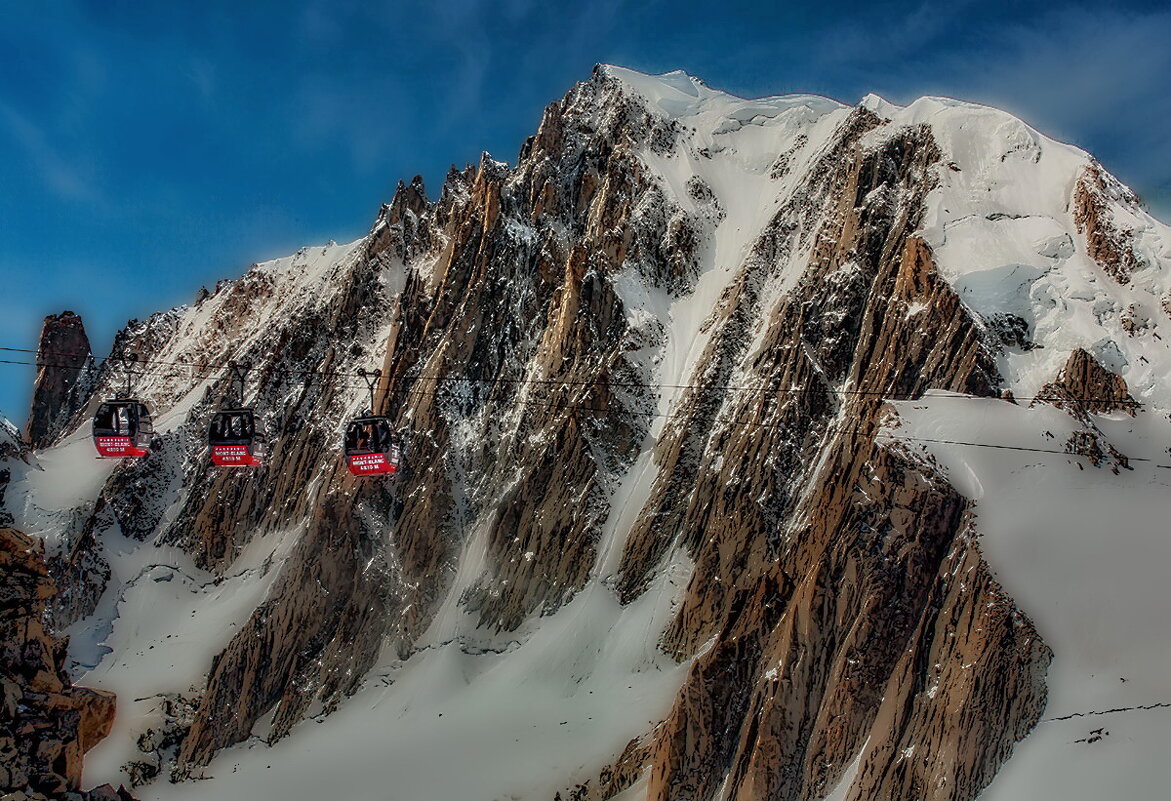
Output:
296,1,345,47
182,57,218,106
0,100,100,202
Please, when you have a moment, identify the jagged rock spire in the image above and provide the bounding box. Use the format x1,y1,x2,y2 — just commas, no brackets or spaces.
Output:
386,174,428,225
23,311,92,449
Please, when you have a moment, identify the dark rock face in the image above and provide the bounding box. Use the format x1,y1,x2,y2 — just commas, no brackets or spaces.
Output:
0,471,10,527
0,527,134,801
178,70,705,769
1035,347,1138,418
11,69,1062,800
1033,348,1137,473
0,419,27,527
1073,165,1144,285
44,501,114,634
23,312,92,450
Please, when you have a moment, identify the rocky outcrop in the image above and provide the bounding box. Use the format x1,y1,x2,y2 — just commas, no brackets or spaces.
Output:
0,418,25,463
0,527,132,801
0,471,11,527
44,502,114,634
179,68,702,768
1035,347,1138,417
646,447,1049,801
1073,165,1143,285
177,479,394,769
23,312,92,450
1033,348,1136,473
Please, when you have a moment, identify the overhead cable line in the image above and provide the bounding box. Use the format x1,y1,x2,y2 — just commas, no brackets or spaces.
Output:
3,352,1167,468
0,346,1147,407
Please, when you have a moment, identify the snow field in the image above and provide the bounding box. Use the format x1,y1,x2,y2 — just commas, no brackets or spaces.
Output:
884,394,1171,801
142,554,692,801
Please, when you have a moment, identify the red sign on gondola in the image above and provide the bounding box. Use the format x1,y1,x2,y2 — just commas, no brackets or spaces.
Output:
211,444,262,467
347,452,398,476
94,436,149,459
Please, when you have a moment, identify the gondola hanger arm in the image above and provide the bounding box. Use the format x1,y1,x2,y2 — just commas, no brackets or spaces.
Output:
357,367,381,416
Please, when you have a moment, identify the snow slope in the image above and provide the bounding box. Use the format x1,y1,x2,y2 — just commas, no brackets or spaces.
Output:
6,425,694,801
142,566,691,801
884,395,1171,800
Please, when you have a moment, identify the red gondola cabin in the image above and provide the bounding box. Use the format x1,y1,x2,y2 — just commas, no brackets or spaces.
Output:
209,409,264,467
92,400,154,458
344,416,401,476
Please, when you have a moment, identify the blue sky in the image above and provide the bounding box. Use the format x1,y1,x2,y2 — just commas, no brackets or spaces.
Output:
2,0,1169,420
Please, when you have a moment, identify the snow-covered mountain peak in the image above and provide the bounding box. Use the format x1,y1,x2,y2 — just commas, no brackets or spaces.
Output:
597,64,710,102
5,64,1171,801
598,63,844,123
858,91,898,117
863,96,1171,406
586,63,1171,419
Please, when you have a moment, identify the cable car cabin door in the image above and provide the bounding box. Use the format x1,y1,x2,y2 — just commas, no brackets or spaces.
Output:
93,400,152,458
209,409,264,468
344,417,401,477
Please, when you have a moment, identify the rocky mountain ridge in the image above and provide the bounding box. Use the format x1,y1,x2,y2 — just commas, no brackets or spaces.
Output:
0,526,134,801
3,65,1170,801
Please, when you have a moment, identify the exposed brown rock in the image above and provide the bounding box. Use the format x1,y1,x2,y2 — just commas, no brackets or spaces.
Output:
1034,348,1138,417
1073,165,1142,284
387,175,428,225
23,312,91,450
170,66,713,769
74,689,116,753
608,117,1042,801
0,528,127,800
1030,350,1136,474
844,521,1049,801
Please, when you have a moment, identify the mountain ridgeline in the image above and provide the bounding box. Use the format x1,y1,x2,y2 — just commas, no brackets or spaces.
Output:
6,65,1171,801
